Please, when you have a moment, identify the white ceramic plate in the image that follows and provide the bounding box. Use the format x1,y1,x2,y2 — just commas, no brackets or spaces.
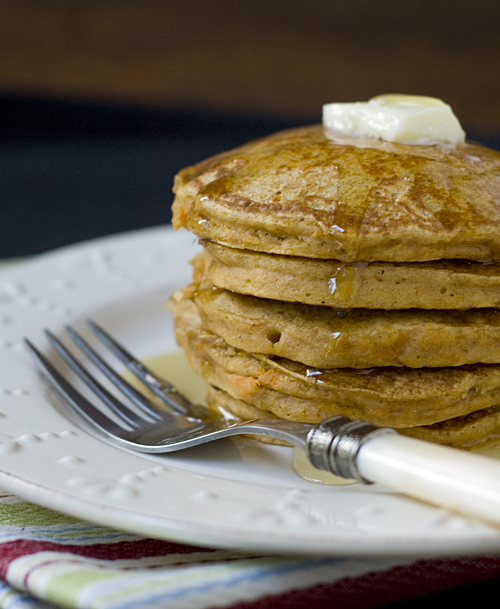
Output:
1,226,500,557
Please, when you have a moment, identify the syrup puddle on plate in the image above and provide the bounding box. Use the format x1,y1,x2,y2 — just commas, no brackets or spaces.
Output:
126,351,500,487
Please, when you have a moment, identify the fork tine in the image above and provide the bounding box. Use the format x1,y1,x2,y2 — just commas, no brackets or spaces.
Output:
24,338,131,438
86,319,192,415
64,325,163,422
44,330,144,428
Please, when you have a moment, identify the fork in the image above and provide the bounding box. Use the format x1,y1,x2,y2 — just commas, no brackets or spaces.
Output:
25,320,500,528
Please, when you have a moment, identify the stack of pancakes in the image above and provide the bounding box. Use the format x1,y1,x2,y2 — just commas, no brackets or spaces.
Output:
169,124,500,447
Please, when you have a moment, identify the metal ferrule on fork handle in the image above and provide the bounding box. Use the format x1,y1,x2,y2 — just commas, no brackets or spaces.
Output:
307,416,397,483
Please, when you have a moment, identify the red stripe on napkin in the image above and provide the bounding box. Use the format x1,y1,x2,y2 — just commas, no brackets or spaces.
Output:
0,537,219,577
225,555,500,609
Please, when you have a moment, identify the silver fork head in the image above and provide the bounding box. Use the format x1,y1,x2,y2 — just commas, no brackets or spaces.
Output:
24,329,209,448
24,322,315,453
83,320,196,416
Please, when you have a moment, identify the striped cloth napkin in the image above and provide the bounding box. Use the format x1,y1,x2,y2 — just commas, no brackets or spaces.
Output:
1,489,500,609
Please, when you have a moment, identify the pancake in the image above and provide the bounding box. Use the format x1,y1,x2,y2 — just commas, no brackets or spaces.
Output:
168,296,500,429
172,125,500,263
170,109,500,452
205,386,500,449
176,258,500,368
202,241,500,310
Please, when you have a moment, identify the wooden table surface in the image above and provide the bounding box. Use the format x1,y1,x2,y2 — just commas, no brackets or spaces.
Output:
1,0,500,134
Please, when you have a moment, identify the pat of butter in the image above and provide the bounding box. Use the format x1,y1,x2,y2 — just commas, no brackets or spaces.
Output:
322,94,465,145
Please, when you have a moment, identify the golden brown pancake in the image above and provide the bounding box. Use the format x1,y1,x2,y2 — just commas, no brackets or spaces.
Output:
168,296,500,429
172,125,500,263
205,386,500,448
175,261,500,368
202,241,500,310
170,119,500,451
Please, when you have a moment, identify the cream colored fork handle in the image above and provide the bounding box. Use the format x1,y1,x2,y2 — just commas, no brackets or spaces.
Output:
357,434,500,527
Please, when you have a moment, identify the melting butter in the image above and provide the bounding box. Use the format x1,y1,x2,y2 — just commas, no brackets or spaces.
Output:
322,94,466,145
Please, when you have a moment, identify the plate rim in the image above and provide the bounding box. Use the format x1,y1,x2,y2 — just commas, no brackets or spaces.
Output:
1,225,500,557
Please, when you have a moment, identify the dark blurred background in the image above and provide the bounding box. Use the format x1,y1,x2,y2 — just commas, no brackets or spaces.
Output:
1,0,500,258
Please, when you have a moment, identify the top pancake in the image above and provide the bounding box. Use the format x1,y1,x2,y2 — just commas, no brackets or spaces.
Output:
172,125,500,262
